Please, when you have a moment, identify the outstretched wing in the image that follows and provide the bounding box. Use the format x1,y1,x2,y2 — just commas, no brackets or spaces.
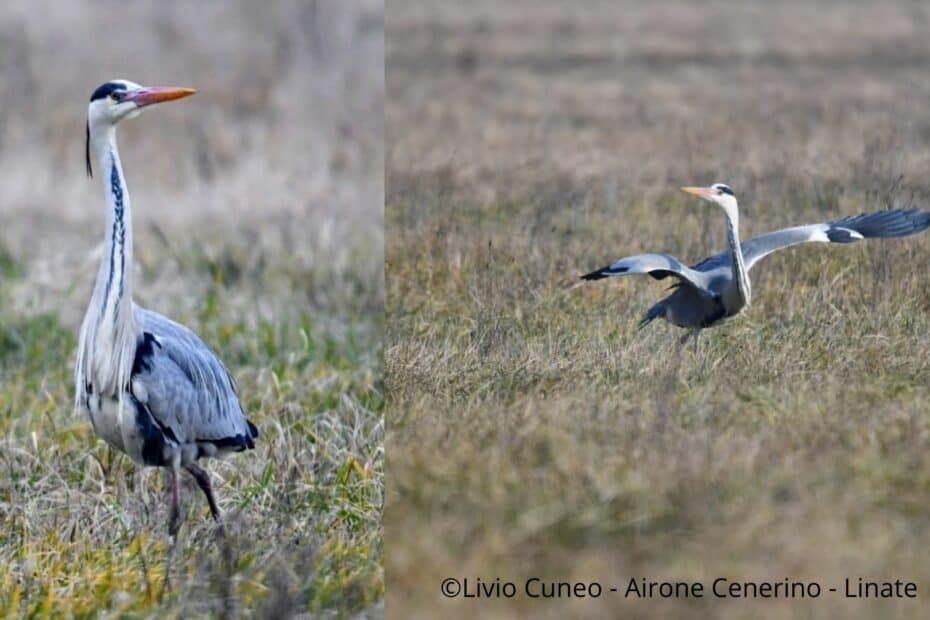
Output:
581,252,710,290
692,208,930,273
131,309,258,455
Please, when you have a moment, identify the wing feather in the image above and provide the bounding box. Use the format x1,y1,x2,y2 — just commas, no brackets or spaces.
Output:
692,208,930,273
581,253,710,290
131,309,257,450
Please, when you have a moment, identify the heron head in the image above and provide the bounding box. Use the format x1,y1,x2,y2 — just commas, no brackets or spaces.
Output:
87,79,196,126
681,183,737,210
86,79,196,176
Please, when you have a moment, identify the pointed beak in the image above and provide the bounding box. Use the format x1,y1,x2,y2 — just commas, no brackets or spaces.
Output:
125,86,196,108
681,186,713,199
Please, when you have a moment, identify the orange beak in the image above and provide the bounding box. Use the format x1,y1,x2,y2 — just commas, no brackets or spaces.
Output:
125,86,196,108
681,186,713,199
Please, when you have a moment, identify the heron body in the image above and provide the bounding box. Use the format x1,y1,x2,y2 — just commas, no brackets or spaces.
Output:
582,183,930,333
75,79,258,534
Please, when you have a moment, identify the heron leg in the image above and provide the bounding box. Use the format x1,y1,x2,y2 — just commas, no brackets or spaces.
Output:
167,467,182,538
184,462,220,520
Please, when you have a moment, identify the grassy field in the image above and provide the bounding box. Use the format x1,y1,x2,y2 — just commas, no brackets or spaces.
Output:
0,1,383,617
386,1,930,618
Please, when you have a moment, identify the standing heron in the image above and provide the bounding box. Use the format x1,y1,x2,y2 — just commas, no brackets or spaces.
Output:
582,183,930,339
75,79,258,535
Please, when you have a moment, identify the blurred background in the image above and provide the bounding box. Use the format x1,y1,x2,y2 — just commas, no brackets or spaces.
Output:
1,1,383,616
388,0,929,200
387,1,930,618
1,0,382,325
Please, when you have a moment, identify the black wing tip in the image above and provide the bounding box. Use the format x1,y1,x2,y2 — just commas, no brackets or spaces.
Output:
912,209,930,230
836,207,930,239
581,269,607,281
581,265,626,281
247,419,259,439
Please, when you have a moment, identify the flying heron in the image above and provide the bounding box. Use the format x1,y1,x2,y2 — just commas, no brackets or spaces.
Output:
582,183,930,339
75,79,258,535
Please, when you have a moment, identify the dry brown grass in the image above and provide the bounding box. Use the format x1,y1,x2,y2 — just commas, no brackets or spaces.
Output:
0,1,383,616
386,1,930,618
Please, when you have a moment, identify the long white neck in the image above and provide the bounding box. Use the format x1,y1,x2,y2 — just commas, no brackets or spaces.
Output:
92,125,135,321
723,202,751,308
75,122,140,404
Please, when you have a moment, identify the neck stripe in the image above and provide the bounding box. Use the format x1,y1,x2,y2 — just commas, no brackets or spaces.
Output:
100,153,126,323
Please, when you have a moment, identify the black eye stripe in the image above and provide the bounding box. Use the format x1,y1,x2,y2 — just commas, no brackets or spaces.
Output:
90,81,128,102
715,185,734,196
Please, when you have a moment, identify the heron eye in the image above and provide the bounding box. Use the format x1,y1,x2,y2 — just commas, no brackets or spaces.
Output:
110,92,121,102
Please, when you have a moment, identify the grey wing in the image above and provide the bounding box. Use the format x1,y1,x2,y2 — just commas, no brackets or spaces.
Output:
581,252,711,291
132,309,257,452
739,208,930,271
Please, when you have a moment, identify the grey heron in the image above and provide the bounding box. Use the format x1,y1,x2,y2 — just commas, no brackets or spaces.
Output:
582,183,930,338
75,79,258,535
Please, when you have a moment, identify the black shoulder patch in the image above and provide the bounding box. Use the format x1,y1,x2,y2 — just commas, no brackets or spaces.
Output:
132,332,161,377
89,81,127,102
129,394,172,466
